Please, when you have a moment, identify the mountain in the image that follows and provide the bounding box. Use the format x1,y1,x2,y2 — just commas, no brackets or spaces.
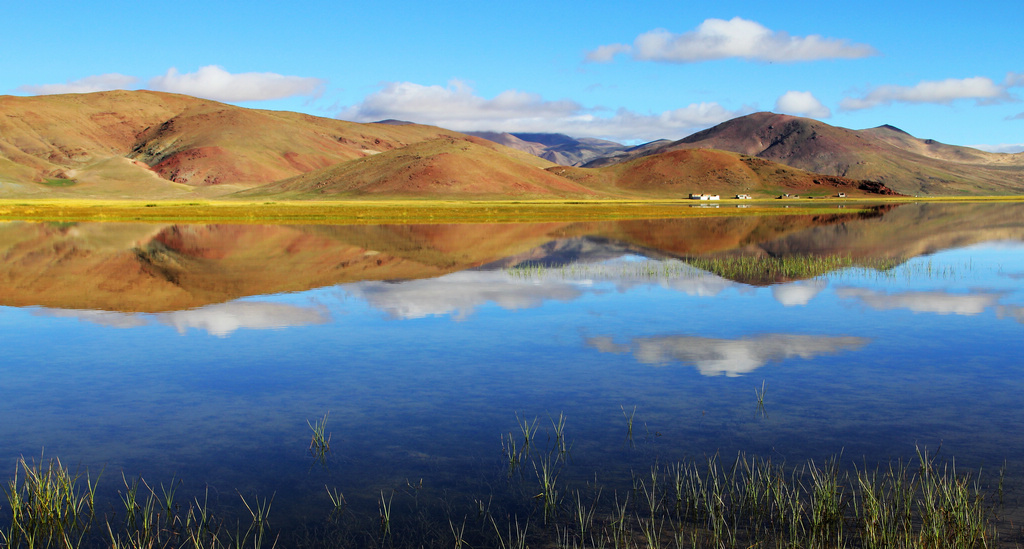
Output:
583,112,1024,196
547,148,898,198
0,90,452,195
235,134,603,199
466,131,629,166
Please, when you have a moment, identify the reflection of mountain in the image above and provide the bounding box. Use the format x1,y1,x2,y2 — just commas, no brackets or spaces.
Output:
37,301,328,337
587,334,869,376
836,288,1004,315
1,202,1022,312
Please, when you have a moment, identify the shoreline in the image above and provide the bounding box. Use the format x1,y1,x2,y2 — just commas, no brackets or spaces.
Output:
2,196,1021,224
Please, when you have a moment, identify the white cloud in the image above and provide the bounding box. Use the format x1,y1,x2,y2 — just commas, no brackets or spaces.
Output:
972,143,1024,154
586,17,876,63
148,65,325,102
587,333,869,377
18,73,139,95
338,80,745,142
774,91,831,118
1005,72,1024,87
836,287,1003,315
840,77,1010,111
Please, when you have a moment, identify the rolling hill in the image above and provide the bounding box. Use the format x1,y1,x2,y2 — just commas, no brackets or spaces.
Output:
235,134,604,198
583,112,1024,196
0,90,452,196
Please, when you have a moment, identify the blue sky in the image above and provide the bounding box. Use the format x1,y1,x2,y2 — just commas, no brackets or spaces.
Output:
5,0,1023,151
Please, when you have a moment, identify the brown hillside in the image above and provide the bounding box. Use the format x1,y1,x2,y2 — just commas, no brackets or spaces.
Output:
585,112,1024,196
552,148,898,198
238,135,603,199
0,90,451,192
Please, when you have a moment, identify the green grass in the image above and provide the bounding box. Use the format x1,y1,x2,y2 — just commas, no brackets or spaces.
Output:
40,178,76,187
1,424,1007,549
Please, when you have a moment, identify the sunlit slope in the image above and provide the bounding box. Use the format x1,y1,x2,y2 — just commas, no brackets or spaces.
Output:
0,90,451,194
585,112,1024,196
553,148,898,198
236,135,604,198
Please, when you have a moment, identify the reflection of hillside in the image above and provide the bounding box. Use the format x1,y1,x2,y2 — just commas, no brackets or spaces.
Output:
1,203,1022,312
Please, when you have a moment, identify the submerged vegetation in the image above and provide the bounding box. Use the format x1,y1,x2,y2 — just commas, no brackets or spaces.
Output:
1,415,1011,549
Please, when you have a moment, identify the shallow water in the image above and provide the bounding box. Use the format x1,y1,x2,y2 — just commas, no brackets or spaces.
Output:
2,202,1024,543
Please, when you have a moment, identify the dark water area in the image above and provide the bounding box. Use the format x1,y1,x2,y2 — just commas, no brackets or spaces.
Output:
2,202,1024,546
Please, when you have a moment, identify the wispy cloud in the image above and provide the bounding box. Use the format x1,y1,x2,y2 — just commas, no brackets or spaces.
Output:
17,73,139,95
587,333,869,377
840,77,1010,111
774,91,831,119
148,65,325,102
338,79,745,142
972,143,1024,153
836,287,1004,315
586,17,877,64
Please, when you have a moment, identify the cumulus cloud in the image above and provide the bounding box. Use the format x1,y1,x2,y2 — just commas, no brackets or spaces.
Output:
836,287,1003,315
1005,72,1024,87
840,77,1010,111
18,73,139,95
586,17,877,63
148,65,325,102
586,333,869,377
774,91,831,118
338,80,745,142
1008,112,1024,121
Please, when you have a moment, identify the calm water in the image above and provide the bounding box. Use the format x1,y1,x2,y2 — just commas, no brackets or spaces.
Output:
2,202,1024,542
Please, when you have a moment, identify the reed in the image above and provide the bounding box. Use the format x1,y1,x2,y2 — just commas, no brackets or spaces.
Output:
307,411,332,464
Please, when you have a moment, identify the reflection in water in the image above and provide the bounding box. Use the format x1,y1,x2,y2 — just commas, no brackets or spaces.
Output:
997,305,1024,324
344,271,585,320
36,301,329,337
772,280,828,306
836,287,1004,315
587,334,869,376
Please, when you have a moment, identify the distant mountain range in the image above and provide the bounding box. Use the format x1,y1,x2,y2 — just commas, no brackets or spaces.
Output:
1,90,1021,199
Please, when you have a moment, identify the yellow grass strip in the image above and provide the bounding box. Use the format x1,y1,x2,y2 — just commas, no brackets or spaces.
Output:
0,198,910,225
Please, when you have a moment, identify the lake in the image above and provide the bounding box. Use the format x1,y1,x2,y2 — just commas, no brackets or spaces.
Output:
2,201,1024,547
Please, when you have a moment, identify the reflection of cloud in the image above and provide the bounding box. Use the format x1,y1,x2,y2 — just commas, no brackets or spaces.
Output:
345,271,583,320
836,287,1002,315
38,309,149,328
587,334,868,377
773,280,828,307
34,302,328,337
997,305,1024,324
157,302,329,337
